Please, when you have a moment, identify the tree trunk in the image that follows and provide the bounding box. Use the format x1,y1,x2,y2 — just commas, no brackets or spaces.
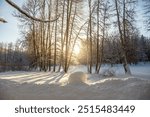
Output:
115,0,131,75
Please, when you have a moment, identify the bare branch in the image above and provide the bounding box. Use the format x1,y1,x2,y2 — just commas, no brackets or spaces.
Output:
0,18,7,23
5,0,59,23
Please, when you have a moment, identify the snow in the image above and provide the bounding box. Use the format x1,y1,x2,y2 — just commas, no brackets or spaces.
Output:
0,63,150,100
68,72,87,84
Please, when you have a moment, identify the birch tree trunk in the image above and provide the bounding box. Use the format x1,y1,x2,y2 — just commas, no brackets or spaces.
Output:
114,0,131,75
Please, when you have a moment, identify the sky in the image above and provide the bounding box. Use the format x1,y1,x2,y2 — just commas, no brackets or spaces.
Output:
0,0,149,43
136,0,150,37
0,0,24,43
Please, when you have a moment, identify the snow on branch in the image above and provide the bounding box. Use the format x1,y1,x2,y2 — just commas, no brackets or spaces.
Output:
0,18,7,23
5,0,59,23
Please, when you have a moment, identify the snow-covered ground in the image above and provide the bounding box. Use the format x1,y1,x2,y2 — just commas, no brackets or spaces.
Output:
0,63,150,100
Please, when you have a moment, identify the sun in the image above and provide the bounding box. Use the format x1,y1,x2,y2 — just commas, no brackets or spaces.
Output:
73,44,80,55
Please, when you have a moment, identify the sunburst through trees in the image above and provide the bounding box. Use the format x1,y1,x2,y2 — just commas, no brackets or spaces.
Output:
1,0,150,74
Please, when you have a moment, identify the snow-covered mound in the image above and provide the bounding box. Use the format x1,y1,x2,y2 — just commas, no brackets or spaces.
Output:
68,72,87,84
90,77,150,99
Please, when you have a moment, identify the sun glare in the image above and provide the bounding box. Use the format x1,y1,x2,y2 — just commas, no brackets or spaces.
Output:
73,44,80,55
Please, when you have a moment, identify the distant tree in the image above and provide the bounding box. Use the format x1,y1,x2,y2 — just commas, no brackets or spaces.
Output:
145,38,150,61
0,41,29,72
103,34,122,65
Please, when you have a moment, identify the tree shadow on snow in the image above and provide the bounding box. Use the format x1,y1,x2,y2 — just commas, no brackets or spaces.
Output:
0,77,150,100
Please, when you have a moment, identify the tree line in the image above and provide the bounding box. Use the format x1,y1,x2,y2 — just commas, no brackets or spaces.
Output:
0,41,29,72
78,34,150,65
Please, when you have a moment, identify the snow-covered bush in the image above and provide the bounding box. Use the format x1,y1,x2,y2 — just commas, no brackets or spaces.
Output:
101,68,115,77
68,72,87,84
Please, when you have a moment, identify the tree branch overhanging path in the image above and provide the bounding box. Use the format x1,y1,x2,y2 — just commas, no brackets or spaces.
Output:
0,0,59,23
0,18,7,23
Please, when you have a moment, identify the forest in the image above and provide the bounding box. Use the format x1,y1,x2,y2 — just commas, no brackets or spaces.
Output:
0,0,150,74
1,0,150,100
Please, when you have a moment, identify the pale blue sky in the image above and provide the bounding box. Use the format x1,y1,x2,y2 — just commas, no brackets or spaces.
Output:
0,0,149,43
0,0,24,43
136,0,150,37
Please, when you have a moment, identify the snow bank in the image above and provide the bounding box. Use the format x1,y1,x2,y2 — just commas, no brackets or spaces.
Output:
68,72,87,84
91,77,150,100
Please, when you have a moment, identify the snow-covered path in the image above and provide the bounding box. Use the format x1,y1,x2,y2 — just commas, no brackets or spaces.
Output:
0,64,150,100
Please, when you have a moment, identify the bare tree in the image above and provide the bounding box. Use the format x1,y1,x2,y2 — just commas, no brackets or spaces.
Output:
114,0,136,75
95,0,112,73
87,0,94,73
53,0,59,72
0,0,59,23
58,0,66,72
95,0,101,73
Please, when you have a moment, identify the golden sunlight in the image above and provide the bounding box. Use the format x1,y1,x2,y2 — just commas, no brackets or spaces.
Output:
73,44,80,55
